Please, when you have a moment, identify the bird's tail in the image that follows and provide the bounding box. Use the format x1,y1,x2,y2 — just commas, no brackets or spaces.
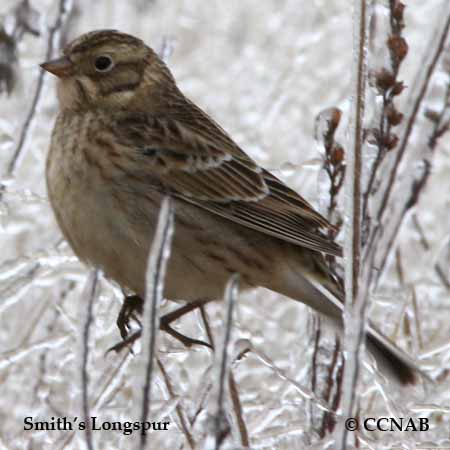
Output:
365,325,418,385
267,256,421,385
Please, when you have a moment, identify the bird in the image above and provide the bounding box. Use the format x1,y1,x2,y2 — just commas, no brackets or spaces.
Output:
41,29,419,385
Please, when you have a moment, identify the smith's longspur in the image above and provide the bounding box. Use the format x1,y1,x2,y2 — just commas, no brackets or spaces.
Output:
42,29,420,384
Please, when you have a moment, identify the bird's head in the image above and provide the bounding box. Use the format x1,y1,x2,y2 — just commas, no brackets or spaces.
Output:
41,29,175,112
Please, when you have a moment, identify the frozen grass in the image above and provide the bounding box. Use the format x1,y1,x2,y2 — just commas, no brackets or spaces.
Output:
1,1,449,449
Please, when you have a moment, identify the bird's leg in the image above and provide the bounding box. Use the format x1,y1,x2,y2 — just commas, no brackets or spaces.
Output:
110,296,213,353
116,294,143,340
160,298,213,348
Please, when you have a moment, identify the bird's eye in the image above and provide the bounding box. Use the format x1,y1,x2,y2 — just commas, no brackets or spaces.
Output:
94,55,114,72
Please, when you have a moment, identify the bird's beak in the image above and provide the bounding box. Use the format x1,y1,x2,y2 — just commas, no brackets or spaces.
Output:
40,56,74,78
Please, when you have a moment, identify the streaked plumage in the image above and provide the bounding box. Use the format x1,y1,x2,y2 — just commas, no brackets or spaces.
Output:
43,30,420,385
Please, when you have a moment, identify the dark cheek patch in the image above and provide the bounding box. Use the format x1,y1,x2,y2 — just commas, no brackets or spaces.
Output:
108,81,141,94
97,67,142,97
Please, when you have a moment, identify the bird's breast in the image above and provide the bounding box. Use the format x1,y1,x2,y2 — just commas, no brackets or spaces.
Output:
45,112,146,278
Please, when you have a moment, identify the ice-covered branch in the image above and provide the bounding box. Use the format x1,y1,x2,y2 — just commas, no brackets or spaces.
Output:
4,0,73,178
359,2,450,289
206,273,239,450
316,107,346,276
0,0,40,96
336,0,369,448
315,107,346,233
375,5,450,227
364,3,450,280
375,48,450,282
228,371,249,447
157,357,196,449
362,0,408,241
138,196,175,450
79,270,99,450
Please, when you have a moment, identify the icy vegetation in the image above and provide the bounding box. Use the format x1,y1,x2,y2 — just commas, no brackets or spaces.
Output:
1,1,449,449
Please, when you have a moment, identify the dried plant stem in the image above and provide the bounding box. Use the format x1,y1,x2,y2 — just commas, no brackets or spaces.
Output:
362,0,408,230
139,196,175,450
412,214,430,250
320,339,343,437
251,345,333,412
435,264,450,291
316,108,345,276
57,352,134,450
228,371,249,447
212,273,239,450
310,316,321,397
346,2,366,305
184,302,246,448
157,357,196,450
200,304,215,348
375,45,450,282
5,0,73,177
372,4,450,238
337,0,368,448
93,352,134,411
80,270,99,450
34,281,74,405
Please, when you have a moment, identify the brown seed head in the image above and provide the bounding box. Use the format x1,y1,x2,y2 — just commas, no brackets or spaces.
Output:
392,1,406,22
385,133,399,151
391,80,406,96
374,69,396,92
330,145,344,166
386,105,404,126
327,108,342,135
388,35,408,63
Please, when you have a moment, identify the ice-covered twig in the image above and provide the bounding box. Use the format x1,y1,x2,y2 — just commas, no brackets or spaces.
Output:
316,107,346,278
9,0,40,40
251,343,334,413
0,0,41,95
308,313,339,436
192,298,250,447
79,270,99,450
228,371,249,447
337,0,369,448
200,304,215,348
156,357,195,449
308,315,343,437
0,334,70,370
377,7,450,220
138,196,174,450
34,280,75,403
370,4,450,250
362,1,408,240
315,107,346,234
209,273,239,450
309,316,321,399
158,35,176,63
0,28,17,95
374,39,450,283
320,340,343,438
4,0,73,177
52,351,134,450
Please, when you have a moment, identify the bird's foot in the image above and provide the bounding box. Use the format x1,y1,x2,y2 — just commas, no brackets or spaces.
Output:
116,294,143,341
109,296,213,353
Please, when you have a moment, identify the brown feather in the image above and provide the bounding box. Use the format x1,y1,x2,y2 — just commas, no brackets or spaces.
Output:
112,102,342,256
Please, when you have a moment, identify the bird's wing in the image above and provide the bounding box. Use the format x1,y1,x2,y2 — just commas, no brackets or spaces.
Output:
113,111,342,257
